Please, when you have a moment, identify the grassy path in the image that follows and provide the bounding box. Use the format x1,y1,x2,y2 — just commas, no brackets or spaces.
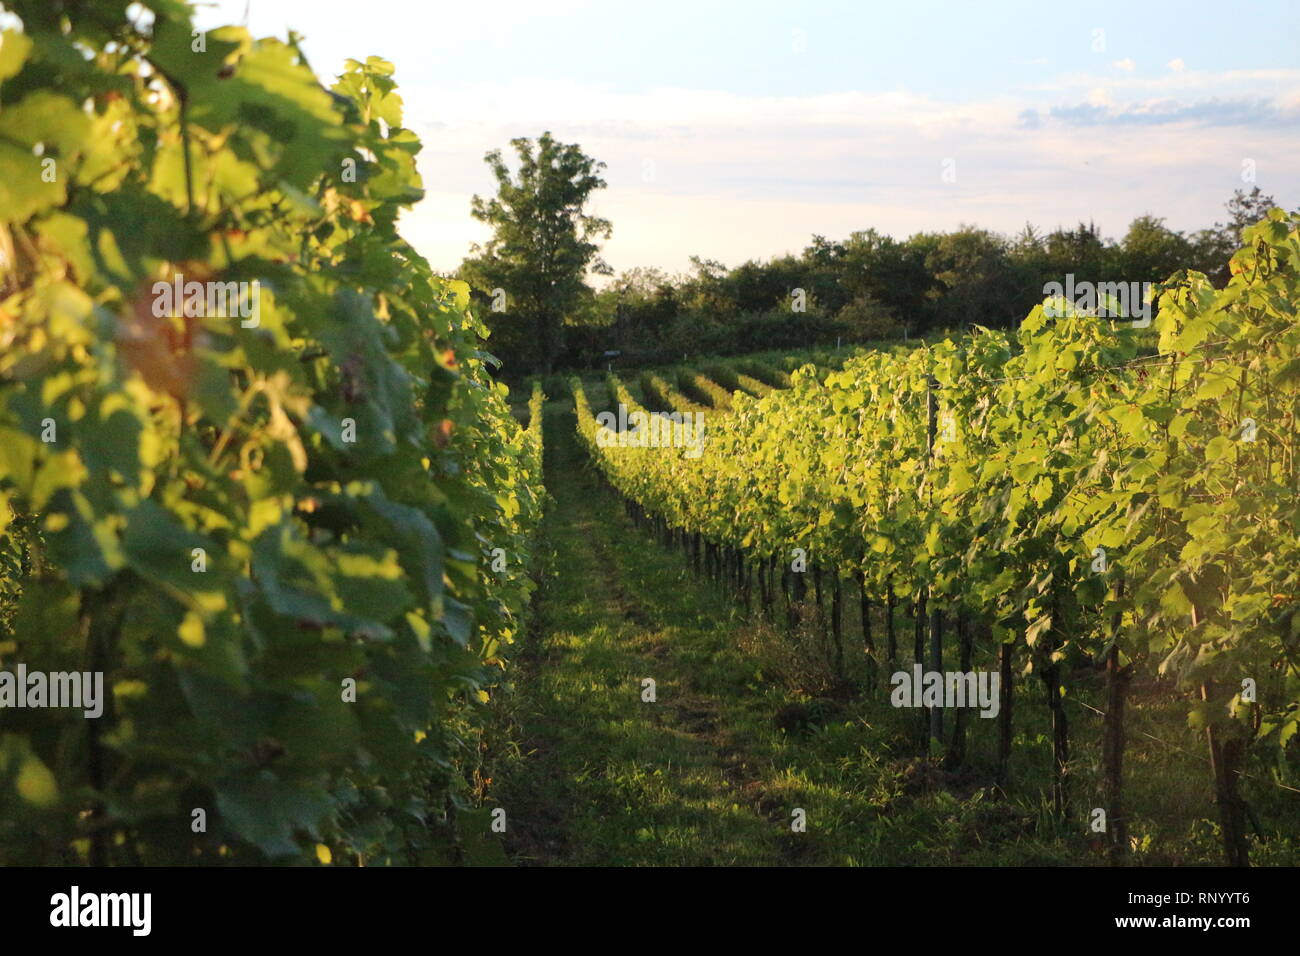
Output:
493,396,809,866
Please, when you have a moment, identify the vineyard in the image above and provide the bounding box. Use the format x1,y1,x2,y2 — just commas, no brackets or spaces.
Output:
0,2,543,865
572,222,1300,865
0,0,1297,875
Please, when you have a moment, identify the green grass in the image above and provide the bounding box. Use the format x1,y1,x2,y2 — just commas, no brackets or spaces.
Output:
490,392,789,864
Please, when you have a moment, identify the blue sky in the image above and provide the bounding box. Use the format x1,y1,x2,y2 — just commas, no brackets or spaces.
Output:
203,0,1300,278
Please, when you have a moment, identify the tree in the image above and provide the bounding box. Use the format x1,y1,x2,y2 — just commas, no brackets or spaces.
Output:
1043,221,1112,281
584,267,680,349
1203,186,1279,285
837,294,899,340
1117,214,1192,284
820,229,934,335
462,132,611,374
801,234,850,314
678,256,736,319
1217,186,1277,248
924,227,1017,331
729,255,804,315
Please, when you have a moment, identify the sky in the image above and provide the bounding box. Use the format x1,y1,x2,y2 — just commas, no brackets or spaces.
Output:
200,0,1300,281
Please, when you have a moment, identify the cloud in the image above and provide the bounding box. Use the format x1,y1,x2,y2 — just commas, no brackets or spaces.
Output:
1031,66,1300,95
185,0,1300,280
395,73,1300,275
1047,96,1298,128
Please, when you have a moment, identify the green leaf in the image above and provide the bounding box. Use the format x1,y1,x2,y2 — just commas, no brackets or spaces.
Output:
0,29,33,81
1204,435,1233,462
0,92,91,222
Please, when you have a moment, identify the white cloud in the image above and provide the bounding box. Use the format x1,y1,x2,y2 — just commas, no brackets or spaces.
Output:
1030,66,1300,95
1113,59,1136,73
394,72,1300,277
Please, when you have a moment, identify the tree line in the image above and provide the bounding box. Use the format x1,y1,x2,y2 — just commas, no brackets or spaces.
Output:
456,133,1281,376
